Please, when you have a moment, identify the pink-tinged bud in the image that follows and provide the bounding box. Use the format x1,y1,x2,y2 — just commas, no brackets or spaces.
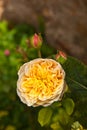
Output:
30,33,42,48
56,51,67,60
4,49,10,56
55,51,67,64
59,51,67,59
55,53,60,60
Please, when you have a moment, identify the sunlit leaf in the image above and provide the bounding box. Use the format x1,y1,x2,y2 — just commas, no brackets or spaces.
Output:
50,122,63,130
63,98,75,115
52,107,69,125
38,107,53,126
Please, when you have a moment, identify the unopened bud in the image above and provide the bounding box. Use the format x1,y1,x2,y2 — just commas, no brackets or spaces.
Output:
55,51,67,64
4,49,10,56
30,33,42,48
56,51,67,59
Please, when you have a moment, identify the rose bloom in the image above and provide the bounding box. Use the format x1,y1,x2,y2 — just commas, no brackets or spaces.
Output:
17,58,65,107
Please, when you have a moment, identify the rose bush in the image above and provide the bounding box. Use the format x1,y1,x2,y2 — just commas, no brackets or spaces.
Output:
0,21,87,130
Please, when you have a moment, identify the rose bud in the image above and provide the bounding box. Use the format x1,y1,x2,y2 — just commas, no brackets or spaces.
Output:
56,51,67,60
55,51,67,64
30,33,42,48
4,49,10,56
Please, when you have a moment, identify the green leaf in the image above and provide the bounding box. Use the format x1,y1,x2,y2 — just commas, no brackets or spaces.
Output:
51,102,62,108
52,108,69,125
50,122,63,130
38,107,53,127
63,98,75,115
57,56,87,126
57,56,66,64
61,56,87,91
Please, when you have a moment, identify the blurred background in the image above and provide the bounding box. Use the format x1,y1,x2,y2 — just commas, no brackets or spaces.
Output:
0,0,87,64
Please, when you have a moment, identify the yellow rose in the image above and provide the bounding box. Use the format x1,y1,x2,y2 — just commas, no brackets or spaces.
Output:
17,58,65,107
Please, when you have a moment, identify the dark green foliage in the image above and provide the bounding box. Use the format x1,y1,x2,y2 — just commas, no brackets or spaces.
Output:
57,56,87,128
